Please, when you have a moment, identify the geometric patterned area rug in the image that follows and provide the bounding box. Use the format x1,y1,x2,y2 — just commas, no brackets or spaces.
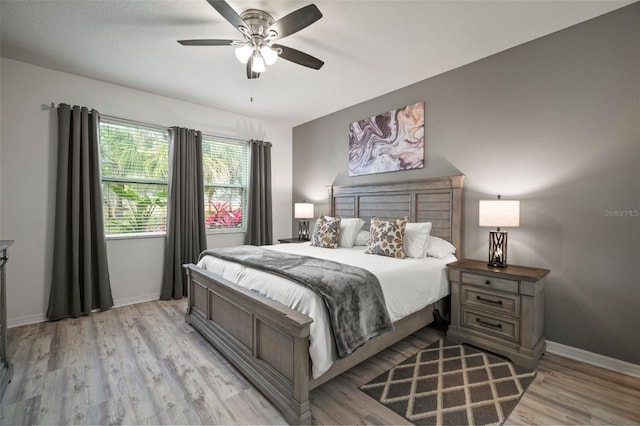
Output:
360,339,536,426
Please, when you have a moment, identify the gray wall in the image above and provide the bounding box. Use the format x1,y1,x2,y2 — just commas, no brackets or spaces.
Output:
292,4,639,364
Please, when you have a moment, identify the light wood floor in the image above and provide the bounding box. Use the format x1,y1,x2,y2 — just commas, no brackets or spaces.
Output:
1,299,638,425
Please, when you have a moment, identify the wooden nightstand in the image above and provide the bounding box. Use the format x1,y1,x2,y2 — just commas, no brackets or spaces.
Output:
446,259,550,369
278,238,310,244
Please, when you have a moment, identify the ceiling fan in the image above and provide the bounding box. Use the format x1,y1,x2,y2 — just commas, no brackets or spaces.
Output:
178,0,325,79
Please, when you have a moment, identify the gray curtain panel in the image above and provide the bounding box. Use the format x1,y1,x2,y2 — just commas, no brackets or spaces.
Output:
161,127,207,300
244,140,273,246
46,104,114,321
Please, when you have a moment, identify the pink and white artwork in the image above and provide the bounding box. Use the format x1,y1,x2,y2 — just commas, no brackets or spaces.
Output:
348,101,424,176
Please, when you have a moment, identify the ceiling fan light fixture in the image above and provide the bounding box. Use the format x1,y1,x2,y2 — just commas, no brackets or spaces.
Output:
251,52,266,73
234,45,253,64
260,45,279,65
178,1,324,78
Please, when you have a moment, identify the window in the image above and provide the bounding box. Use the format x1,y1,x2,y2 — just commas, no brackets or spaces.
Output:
202,136,249,233
99,118,248,236
99,118,169,236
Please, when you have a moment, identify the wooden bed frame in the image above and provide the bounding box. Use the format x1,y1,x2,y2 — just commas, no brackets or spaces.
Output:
184,175,464,424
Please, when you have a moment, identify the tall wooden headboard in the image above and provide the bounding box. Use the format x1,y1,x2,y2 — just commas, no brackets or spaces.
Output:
330,175,465,255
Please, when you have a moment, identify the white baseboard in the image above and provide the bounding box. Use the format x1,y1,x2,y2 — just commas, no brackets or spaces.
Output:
8,313,47,328
7,293,161,329
546,340,640,379
113,292,161,308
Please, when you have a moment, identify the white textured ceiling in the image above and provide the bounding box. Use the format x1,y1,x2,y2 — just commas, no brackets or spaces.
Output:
0,0,633,127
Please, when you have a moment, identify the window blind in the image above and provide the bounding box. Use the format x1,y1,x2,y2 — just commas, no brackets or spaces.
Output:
99,118,169,236
202,136,249,232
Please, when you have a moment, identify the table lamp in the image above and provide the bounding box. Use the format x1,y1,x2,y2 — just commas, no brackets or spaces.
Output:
479,195,520,268
294,202,314,240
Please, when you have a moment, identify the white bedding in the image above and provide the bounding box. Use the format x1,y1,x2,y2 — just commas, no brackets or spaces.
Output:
197,242,455,378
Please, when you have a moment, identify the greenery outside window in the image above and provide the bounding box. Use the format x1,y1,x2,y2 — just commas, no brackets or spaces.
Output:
99,118,169,236
202,136,249,233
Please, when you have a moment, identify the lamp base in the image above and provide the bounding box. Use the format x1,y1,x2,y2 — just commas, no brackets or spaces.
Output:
488,231,508,268
298,220,310,240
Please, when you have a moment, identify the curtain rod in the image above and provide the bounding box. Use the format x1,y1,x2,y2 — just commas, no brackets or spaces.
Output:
47,102,249,144
47,103,167,130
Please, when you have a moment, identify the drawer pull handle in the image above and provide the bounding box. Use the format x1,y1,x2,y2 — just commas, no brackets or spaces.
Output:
476,295,503,305
476,318,502,329
484,280,492,285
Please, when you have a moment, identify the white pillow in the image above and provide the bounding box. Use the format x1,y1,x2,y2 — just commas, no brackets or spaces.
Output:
338,217,365,248
404,222,432,258
427,236,456,259
354,230,369,246
322,216,365,248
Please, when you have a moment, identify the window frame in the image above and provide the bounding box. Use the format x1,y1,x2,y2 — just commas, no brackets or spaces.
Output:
99,117,170,239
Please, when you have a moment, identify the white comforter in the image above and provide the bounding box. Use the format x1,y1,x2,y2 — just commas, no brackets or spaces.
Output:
197,242,455,378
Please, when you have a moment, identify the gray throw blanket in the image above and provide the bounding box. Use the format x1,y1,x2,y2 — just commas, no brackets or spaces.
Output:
200,246,393,357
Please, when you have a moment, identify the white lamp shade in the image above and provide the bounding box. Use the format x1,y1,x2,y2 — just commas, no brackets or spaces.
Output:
234,45,253,64
251,53,266,73
260,45,279,65
479,200,520,227
294,203,314,219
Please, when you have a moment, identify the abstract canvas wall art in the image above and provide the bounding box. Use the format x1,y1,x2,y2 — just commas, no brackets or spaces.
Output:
348,101,424,176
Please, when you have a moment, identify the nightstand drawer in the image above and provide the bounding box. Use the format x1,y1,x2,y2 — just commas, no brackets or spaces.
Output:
461,309,520,342
461,285,520,317
461,272,518,293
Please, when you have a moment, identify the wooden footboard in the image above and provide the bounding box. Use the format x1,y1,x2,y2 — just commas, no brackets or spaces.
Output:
185,262,447,425
184,264,314,425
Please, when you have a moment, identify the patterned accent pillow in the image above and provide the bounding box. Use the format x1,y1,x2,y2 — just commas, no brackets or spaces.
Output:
365,217,408,258
311,215,341,249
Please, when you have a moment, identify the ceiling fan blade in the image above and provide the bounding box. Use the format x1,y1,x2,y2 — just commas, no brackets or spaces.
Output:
206,0,245,31
246,57,261,79
178,39,236,46
267,4,322,39
273,44,324,70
